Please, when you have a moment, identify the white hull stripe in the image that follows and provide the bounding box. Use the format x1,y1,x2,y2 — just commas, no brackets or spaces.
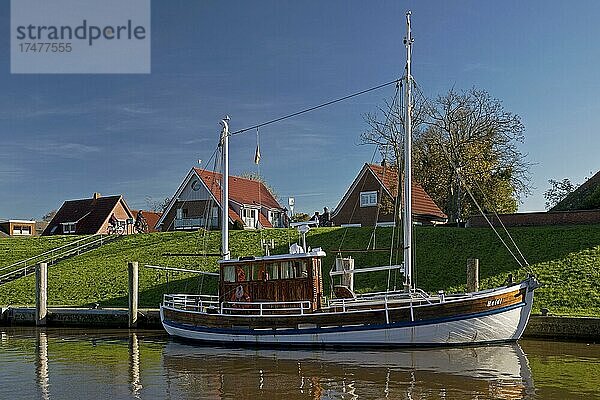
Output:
162,301,527,336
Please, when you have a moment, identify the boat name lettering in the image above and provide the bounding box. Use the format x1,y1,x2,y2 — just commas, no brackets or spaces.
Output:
486,298,503,307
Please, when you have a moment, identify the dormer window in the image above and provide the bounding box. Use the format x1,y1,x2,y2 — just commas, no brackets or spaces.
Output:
360,191,378,207
62,222,76,234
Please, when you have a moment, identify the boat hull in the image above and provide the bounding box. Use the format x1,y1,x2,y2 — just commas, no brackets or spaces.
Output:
161,279,537,347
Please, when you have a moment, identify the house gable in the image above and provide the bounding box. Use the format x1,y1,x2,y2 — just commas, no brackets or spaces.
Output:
158,168,287,231
155,168,225,232
331,163,447,226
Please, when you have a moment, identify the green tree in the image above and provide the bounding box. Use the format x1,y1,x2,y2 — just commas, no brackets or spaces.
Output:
421,88,529,221
291,213,310,222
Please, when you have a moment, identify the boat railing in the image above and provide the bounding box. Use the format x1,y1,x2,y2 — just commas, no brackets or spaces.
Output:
163,294,220,312
163,294,312,316
328,289,440,314
220,300,312,316
330,288,436,307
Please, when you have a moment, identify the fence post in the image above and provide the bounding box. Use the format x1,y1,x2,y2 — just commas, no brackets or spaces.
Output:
467,258,479,293
36,262,48,326
128,262,139,328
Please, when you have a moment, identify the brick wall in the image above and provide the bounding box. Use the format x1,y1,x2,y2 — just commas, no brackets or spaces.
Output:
467,209,600,227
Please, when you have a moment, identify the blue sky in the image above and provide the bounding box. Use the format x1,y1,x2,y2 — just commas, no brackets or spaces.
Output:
1,0,599,219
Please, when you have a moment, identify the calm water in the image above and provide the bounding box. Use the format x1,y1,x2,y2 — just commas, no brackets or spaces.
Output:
0,328,598,399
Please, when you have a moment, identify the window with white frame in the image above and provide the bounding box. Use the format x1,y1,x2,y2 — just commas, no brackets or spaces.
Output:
269,210,282,228
360,191,378,207
241,207,258,228
13,225,32,235
62,222,76,234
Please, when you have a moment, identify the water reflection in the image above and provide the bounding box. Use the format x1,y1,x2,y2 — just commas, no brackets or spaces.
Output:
35,330,49,400
129,332,142,398
2,327,599,399
161,341,535,399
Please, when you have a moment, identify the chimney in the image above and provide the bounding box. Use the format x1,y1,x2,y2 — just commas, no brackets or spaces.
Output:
381,159,387,167
93,192,101,200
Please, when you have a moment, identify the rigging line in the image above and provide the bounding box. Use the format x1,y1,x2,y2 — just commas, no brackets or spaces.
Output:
468,172,530,267
410,80,527,269
230,79,400,136
338,83,400,253
166,141,220,233
255,127,265,249
412,80,531,270
337,139,379,253
199,143,222,254
457,167,524,268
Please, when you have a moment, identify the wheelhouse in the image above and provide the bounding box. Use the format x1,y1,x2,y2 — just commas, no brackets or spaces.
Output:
218,250,326,311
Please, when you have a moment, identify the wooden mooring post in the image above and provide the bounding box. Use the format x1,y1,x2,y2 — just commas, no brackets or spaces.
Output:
128,262,139,328
467,258,479,293
36,262,48,326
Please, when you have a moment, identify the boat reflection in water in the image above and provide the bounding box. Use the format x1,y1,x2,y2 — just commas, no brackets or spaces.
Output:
0,328,535,399
162,341,535,399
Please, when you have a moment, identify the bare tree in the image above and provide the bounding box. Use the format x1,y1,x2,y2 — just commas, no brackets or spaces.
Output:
145,196,171,213
544,178,576,210
42,209,57,222
361,86,531,222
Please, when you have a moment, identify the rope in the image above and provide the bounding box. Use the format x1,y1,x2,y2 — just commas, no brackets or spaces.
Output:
256,127,265,250
230,80,400,137
411,81,528,270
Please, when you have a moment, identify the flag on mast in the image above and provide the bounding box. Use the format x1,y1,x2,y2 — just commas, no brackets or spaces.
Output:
254,143,261,164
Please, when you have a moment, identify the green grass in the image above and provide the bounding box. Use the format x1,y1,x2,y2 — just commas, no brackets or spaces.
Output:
0,235,83,271
0,225,599,316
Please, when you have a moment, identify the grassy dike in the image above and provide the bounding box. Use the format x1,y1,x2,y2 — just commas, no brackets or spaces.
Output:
0,225,599,316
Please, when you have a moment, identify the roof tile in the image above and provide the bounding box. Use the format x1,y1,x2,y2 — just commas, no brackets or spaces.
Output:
368,163,447,219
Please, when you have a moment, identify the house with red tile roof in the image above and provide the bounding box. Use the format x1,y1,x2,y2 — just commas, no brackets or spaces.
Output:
42,193,135,235
331,163,447,227
155,168,288,232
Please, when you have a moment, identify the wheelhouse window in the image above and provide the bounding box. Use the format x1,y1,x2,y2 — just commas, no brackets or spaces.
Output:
223,265,236,282
360,191,378,207
223,260,309,283
266,263,279,279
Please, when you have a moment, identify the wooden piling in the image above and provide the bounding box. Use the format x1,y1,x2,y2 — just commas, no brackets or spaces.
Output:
466,258,479,293
35,262,48,326
128,262,139,328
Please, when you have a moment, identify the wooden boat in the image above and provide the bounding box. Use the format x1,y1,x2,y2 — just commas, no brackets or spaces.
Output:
160,12,540,347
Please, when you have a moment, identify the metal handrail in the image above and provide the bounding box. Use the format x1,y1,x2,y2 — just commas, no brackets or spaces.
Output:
163,294,311,317
0,234,109,282
221,300,311,316
0,234,103,273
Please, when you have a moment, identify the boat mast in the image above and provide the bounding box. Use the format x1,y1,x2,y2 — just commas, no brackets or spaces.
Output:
220,117,230,260
403,11,414,290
